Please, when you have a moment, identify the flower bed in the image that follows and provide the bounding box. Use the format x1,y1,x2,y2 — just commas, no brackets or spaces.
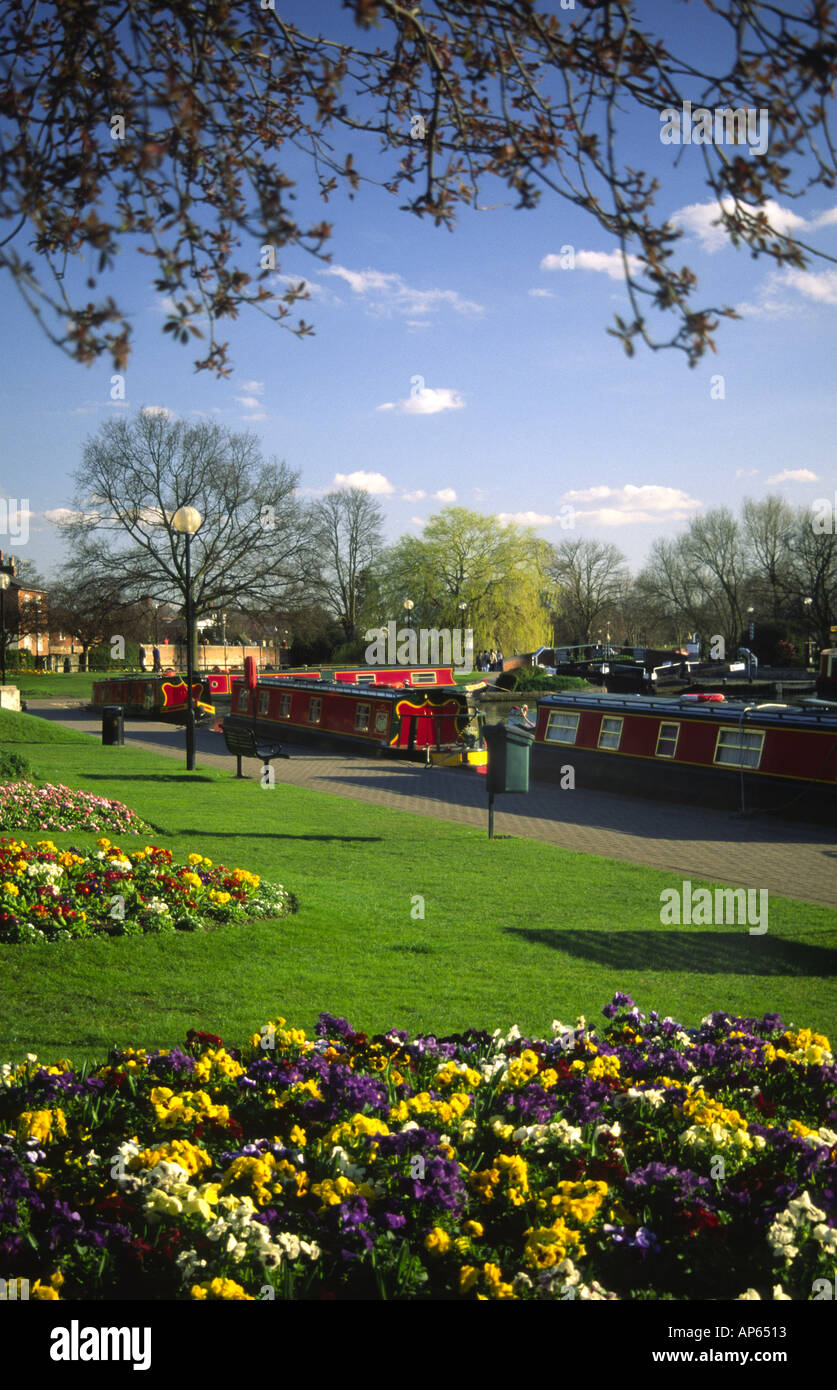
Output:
0,994,834,1300
0,782,152,835
0,837,296,943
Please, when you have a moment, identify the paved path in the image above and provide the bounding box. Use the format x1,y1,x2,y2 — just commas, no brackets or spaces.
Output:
26,701,837,909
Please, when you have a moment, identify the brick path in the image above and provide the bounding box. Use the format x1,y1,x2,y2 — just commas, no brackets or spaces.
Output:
26,702,837,909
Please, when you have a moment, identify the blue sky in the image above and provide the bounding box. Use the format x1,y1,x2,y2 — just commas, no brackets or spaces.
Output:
1,0,835,581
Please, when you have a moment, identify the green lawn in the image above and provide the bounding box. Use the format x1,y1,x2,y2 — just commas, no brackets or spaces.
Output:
13,672,104,699
1,707,835,1065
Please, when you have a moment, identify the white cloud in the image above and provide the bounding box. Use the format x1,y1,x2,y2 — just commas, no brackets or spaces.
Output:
376,387,465,416
497,511,566,527
812,206,837,228
403,490,426,501
325,265,484,319
561,483,703,525
140,405,173,418
410,516,426,526
332,471,395,495
670,198,808,253
434,488,457,502
44,507,80,524
541,249,643,279
780,268,837,306
235,396,263,409
239,380,264,395
241,412,267,421
528,288,556,299
735,468,760,479
765,468,820,484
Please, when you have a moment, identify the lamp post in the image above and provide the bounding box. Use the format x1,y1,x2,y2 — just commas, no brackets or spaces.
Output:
803,597,813,668
0,573,9,687
403,599,414,629
172,506,202,770
746,607,755,681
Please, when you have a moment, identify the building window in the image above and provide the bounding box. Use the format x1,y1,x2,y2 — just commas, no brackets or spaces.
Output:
597,716,623,751
308,698,322,723
279,693,292,718
355,702,371,732
258,690,270,714
544,711,580,744
714,726,765,769
656,721,680,758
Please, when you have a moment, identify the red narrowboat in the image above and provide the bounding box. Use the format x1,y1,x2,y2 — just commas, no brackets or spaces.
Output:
531,691,837,823
221,674,481,758
91,675,215,722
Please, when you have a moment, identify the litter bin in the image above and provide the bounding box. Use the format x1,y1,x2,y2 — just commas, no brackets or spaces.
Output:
484,720,534,795
102,705,124,746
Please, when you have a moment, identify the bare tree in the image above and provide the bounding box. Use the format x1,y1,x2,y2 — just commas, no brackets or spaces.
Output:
548,538,629,644
59,411,312,657
1,3,836,373
742,495,795,621
790,511,837,653
311,489,385,643
48,573,139,671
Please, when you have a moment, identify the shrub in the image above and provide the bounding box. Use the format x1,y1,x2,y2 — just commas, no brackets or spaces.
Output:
496,668,591,693
0,750,31,782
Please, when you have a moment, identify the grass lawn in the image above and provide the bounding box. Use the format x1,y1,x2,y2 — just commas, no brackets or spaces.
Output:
1,707,835,1065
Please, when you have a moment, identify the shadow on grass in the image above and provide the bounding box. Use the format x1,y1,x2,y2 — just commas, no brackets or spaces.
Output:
79,773,217,783
504,928,837,976
176,829,383,843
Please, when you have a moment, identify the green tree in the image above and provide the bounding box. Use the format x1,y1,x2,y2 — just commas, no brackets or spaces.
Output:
372,507,551,653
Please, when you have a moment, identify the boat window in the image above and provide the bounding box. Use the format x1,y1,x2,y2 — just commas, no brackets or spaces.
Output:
598,716,623,751
355,674,375,685
279,693,292,718
308,698,322,723
410,671,437,685
714,726,765,769
656,721,680,758
355,702,371,732
258,690,270,714
237,687,249,711
544,711,580,744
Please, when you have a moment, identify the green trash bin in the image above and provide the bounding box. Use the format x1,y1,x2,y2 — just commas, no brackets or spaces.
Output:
484,721,534,795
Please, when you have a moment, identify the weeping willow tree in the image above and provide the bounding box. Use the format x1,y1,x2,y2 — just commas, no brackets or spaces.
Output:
368,507,552,654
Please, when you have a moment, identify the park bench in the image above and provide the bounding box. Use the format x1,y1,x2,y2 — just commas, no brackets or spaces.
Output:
221,722,290,779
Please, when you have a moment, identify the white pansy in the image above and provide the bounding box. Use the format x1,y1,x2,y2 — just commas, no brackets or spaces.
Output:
813,1224,837,1254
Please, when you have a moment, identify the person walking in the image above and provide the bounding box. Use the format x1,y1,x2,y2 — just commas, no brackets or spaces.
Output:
152,645,162,673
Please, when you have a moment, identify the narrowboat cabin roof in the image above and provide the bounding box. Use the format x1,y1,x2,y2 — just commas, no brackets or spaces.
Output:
250,675,461,702
536,691,837,728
